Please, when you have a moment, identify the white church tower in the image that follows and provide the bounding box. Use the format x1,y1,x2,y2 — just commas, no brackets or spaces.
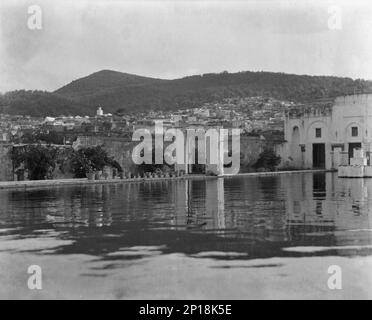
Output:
96,106,103,116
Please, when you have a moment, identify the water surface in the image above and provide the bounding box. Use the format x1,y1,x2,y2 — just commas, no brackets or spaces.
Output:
1,172,372,299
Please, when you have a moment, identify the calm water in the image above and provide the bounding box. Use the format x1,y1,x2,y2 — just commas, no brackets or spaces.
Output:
1,172,372,299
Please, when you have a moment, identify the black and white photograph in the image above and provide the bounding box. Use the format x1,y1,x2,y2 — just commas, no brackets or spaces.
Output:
0,0,372,304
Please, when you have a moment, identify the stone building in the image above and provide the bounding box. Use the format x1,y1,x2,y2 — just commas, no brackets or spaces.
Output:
280,94,372,170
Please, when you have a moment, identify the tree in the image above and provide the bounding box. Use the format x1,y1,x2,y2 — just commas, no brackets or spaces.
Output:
36,131,64,144
11,145,58,180
253,149,281,172
15,129,65,145
70,146,122,178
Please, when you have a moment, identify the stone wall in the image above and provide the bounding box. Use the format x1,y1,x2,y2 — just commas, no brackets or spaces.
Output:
73,136,137,174
75,134,282,174
0,142,14,181
239,136,280,171
12,145,75,181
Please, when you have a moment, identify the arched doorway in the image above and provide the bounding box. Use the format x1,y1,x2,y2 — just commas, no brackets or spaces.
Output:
290,126,301,167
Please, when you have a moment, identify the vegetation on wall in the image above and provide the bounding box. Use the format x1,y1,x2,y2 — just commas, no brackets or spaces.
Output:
11,145,58,180
10,145,122,180
70,146,122,178
253,149,281,172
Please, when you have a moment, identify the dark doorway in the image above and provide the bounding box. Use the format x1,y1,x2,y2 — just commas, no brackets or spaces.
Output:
312,143,325,168
313,173,326,199
191,140,206,174
348,143,362,164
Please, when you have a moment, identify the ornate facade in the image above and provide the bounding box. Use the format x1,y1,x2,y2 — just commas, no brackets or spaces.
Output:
281,94,372,170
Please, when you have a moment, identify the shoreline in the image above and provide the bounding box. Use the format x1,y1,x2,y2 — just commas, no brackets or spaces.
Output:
0,169,330,190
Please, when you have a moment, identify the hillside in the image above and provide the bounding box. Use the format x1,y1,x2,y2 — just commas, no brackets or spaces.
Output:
0,90,91,117
1,70,372,116
55,70,372,115
55,70,167,100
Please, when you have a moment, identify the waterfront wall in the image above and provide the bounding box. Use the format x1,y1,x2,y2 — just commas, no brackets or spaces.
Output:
0,134,285,182
73,136,137,174
0,142,13,181
74,135,283,174
240,136,281,171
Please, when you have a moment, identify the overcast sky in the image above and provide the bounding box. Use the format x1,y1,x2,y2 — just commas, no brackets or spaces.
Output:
0,0,372,93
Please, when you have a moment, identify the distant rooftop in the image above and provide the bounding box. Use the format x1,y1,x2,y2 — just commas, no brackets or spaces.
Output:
286,101,333,118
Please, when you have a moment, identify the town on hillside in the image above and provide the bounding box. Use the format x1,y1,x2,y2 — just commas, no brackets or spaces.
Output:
0,95,297,181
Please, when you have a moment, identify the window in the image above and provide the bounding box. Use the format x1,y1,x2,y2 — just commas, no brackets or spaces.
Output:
315,128,321,138
352,126,358,137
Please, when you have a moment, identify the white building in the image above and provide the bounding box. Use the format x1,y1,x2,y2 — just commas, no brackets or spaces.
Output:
97,106,104,117
279,94,372,170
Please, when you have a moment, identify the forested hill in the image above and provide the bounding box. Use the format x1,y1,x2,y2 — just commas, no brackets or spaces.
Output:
0,90,91,117
1,69,371,117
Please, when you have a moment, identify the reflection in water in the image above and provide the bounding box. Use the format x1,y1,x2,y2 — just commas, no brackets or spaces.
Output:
1,172,372,265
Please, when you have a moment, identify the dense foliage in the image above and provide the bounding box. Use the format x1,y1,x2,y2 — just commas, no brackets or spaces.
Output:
254,149,281,171
1,70,371,117
70,146,122,178
0,90,91,117
17,130,65,145
11,145,58,180
10,145,122,180
56,70,372,114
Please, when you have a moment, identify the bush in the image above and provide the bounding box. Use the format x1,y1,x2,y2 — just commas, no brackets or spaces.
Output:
71,146,122,178
253,149,281,172
11,145,58,180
